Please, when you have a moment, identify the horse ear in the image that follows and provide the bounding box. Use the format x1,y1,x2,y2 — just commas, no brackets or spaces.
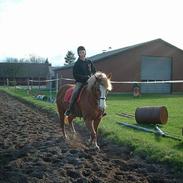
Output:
107,73,112,80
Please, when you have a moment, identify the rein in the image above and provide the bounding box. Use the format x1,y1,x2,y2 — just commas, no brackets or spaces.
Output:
99,97,106,100
94,74,97,80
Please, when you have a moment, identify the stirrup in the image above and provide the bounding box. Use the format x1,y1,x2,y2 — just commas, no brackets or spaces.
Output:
103,112,107,116
64,110,70,116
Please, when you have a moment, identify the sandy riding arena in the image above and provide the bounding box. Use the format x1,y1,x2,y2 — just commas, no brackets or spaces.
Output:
0,92,182,183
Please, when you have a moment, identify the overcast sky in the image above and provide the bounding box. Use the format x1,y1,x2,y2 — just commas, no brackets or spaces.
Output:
0,0,183,66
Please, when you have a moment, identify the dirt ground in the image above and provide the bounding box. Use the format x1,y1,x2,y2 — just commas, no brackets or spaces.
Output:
0,91,182,183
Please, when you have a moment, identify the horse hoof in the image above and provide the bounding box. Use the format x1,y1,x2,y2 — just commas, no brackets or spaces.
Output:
91,146,100,151
70,133,77,139
85,141,91,147
63,134,68,140
73,132,77,137
88,143,100,151
94,144,100,151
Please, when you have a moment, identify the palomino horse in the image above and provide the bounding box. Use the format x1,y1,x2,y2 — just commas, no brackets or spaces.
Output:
56,71,112,149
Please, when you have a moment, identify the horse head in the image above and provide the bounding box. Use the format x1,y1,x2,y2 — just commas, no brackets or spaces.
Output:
87,71,112,112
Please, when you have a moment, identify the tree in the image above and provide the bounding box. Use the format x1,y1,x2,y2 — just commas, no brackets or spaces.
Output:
5,55,47,64
29,55,46,63
6,57,19,63
45,58,49,64
64,51,76,65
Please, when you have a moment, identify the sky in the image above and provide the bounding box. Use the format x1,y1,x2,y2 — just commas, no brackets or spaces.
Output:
0,0,183,66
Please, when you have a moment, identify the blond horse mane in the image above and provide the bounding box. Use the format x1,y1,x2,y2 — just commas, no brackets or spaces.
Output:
87,71,112,91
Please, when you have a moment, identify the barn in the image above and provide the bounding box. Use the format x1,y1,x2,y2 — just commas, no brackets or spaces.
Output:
0,63,51,86
54,39,183,93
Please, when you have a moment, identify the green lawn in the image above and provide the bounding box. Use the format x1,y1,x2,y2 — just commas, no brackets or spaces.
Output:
1,87,183,172
102,94,183,170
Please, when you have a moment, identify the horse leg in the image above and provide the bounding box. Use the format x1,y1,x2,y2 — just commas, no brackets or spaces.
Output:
68,116,77,137
93,118,102,149
85,119,99,149
57,110,67,139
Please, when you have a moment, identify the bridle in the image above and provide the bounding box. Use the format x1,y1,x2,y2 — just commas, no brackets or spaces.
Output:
93,75,108,111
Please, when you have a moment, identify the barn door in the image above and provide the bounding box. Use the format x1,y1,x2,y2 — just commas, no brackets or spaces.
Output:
141,56,172,93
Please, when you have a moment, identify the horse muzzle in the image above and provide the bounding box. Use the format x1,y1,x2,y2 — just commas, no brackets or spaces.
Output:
98,97,106,111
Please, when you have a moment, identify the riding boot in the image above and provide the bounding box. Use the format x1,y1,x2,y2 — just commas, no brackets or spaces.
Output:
64,98,76,116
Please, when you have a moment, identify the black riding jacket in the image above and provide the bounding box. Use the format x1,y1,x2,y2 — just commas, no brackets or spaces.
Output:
73,58,96,83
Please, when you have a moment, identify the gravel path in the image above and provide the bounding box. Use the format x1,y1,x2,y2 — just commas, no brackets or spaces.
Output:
0,92,182,183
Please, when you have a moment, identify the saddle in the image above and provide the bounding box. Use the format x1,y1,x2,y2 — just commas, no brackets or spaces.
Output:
64,86,84,117
64,85,107,118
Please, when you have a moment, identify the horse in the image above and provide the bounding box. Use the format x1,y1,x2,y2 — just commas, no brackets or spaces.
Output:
56,71,112,149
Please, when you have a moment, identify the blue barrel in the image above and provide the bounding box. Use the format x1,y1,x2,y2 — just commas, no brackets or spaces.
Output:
36,95,47,101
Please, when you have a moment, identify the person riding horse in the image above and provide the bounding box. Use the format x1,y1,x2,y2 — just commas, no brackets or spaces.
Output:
64,46,96,116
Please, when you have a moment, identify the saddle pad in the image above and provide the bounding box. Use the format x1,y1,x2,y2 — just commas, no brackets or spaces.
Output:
64,87,74,103
64,86,85,103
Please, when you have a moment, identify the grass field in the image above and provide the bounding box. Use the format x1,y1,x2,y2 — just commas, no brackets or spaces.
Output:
102,94,183,170
1,87,183,172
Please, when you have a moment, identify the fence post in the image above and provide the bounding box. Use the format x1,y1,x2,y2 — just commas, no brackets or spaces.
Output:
60,75,62,89
49,75,52,102
3,78,6,86
56,73,59,93
27,79,30,95
39,77,41,93
31,78,33,91
6,78,9,88
14,79,16,90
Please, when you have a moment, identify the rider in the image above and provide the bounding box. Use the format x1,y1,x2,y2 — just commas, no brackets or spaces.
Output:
64,46,96,116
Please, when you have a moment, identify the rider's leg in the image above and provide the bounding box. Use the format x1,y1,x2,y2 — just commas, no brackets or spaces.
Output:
64,82,83,116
